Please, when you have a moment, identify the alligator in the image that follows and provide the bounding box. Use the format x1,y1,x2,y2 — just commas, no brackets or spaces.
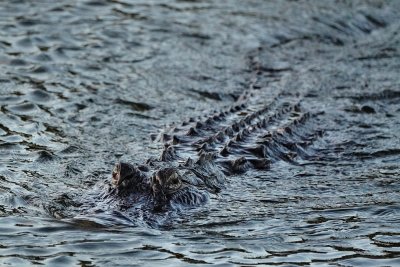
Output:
106,83,324,211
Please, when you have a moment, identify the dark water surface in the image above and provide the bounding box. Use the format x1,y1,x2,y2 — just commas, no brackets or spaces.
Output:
1,0,400,266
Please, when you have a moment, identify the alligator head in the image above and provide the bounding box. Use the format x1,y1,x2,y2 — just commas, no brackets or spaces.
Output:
111,162,209,210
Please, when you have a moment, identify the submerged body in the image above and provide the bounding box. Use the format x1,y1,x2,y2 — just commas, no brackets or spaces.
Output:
108,88,324,211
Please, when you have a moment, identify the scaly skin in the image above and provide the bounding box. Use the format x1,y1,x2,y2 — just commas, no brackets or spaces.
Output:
107,87,324,211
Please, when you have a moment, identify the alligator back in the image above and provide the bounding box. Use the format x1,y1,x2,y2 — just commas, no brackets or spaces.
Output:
153,88,324,189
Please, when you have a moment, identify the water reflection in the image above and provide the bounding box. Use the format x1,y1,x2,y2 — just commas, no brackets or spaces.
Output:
1,0,400,266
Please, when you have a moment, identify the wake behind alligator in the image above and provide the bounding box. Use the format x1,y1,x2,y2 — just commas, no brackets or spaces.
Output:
101,85,325,213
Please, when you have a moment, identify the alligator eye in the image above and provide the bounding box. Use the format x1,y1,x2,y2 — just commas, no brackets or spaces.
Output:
169,174,182,192
170,172,178,180
169,172,180,184
168,178,181,193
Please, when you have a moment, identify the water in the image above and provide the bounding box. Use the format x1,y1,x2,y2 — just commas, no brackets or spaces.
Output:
1,0,400,266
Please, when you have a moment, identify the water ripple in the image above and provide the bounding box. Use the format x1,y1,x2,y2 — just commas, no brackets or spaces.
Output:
1,0,400,266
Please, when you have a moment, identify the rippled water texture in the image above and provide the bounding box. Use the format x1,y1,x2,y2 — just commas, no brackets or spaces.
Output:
1,0,400,266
